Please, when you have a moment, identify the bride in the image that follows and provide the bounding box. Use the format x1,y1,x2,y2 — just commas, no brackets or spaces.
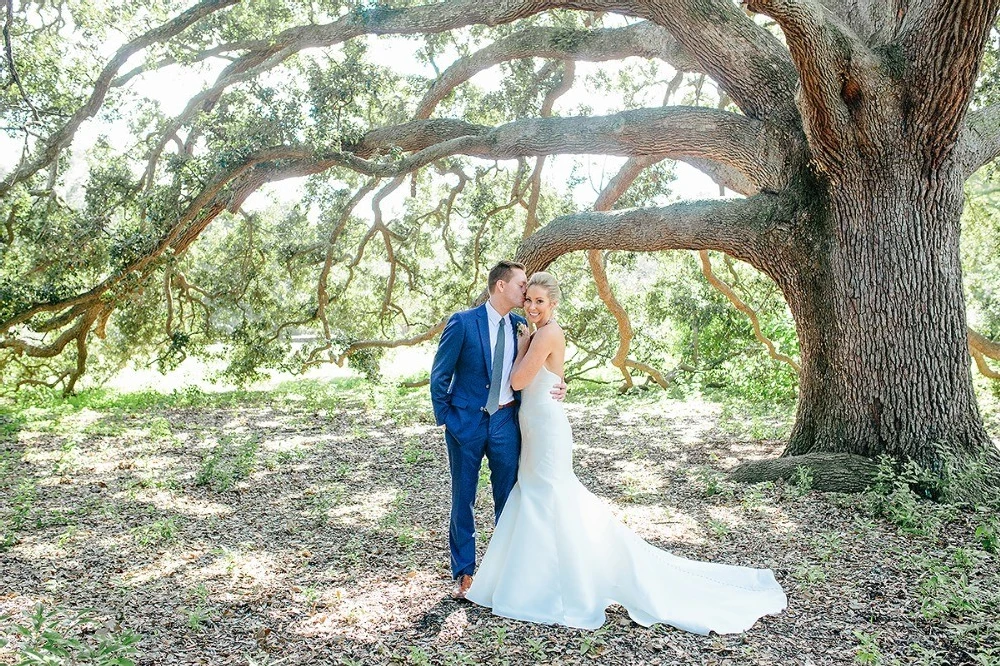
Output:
464,272,787,634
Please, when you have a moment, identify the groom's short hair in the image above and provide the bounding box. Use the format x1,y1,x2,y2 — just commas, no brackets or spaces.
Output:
488,260,525,293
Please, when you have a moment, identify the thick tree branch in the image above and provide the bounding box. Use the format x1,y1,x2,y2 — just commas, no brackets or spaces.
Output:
413,21,701,120
900,1,1000,157
515,193,789,275
958,103,1000,176
350,107,792,192
0,0,239,198
634,0,799,125
744,0,881,170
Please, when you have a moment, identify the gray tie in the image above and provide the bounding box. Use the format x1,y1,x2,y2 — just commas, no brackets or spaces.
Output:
485,318,505,415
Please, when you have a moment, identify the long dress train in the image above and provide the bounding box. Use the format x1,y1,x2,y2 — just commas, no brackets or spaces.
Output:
465,365,787,634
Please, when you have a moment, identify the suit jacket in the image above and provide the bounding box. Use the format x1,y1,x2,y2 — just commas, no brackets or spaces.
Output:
430,304,525,445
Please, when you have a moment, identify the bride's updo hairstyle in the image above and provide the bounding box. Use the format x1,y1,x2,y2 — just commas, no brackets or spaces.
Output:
526,272,561,306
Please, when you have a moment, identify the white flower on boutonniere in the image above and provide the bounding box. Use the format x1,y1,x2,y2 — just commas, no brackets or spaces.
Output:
516,322,528,337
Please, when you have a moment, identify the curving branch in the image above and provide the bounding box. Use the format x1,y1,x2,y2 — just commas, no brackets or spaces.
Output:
586,155,664,390
969,328,1000,380
4,0,39,121
349,107,792,192
697,249,800,372
413,21,701,120
0,0,239,198
515,192,790,275
523,61,576,239
137,0,651,184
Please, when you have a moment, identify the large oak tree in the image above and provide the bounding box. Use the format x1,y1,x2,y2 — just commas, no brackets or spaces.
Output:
3,0,1000,496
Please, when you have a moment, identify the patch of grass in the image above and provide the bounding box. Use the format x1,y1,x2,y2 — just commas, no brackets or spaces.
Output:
402,437,434,465
194,433,259,491
0,603,141,663
146,416,174,441
132,517,179,547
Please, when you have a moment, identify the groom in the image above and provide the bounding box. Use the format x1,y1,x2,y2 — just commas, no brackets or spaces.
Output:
431,260,566,599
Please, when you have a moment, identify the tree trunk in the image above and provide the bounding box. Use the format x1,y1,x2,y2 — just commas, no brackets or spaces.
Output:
750,153,1000,497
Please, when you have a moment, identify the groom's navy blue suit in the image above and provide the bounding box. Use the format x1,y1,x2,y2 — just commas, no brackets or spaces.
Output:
431,303,525,579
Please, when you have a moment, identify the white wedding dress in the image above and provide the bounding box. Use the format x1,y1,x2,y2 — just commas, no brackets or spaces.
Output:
465,365,787,634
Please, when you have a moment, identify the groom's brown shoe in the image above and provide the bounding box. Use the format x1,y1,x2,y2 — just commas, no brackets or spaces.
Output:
452,574,473,600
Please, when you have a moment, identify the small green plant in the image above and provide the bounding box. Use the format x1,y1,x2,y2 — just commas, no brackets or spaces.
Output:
790,465,814,495
10,478,38,530
706,518,730,540
406,646,431,665
526,637,548,660
2,604,142,664
694,466,723,496
183,583,213,632
147,417,173,441
854,630,883,665
492,626,507,650
194,435,259,491
578,627,608,657
338,658,364,666
975,517,999,554
132,517,179,547
403,438,433,465
810,531,843,562
792,564,827,587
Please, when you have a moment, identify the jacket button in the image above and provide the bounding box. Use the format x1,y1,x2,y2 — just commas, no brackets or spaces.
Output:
486,384,490,389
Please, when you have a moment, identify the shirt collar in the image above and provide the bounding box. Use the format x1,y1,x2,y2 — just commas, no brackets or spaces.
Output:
484,299,508,328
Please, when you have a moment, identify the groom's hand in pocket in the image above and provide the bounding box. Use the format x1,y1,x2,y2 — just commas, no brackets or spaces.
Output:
550,380,567,401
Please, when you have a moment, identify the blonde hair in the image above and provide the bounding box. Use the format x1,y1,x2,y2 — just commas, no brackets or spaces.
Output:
526,271,561,305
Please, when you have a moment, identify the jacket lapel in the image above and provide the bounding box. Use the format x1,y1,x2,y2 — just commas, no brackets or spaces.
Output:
477,304,491,375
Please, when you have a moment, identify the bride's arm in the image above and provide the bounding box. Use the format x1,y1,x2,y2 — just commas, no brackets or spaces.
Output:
510,325,563,391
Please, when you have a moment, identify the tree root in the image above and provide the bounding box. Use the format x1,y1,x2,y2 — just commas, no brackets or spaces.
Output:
729,452,881,493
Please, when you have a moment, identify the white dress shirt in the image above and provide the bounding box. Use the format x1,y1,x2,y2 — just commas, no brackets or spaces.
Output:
485,300,515,405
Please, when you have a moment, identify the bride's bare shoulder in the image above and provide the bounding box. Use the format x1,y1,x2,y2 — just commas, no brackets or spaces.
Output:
534,323,565,345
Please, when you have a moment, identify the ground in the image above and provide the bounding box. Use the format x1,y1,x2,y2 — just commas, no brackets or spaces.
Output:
1,377,998,665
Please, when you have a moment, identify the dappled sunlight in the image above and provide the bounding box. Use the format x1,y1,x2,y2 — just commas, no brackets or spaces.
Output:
120,550,201,587
128,489,233,518
184,546,283,592
291,570,443,642
329,489,400,526
613,459,666,495
3,379,994,664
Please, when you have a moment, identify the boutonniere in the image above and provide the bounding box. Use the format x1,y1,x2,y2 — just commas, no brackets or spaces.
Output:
516,321,528,337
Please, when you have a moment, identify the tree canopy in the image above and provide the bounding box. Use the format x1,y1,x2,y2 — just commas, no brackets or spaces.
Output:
3,0,1000,493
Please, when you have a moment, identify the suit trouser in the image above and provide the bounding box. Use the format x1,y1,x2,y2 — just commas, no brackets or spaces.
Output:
445,406,520,579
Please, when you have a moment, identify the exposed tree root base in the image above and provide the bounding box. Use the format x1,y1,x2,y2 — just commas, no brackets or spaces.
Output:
729,453,881,493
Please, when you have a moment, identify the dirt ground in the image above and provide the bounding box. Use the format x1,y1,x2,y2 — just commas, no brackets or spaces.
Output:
1,382,997,665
